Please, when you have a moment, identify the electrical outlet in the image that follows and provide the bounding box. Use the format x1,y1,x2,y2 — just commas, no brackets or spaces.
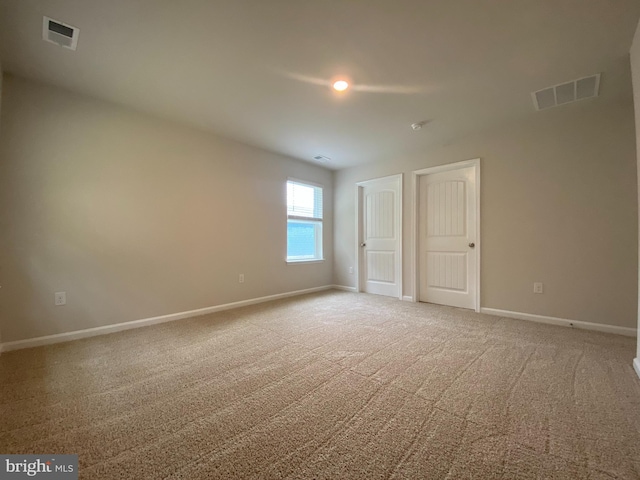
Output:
348,266,354,274
239,274,245,284
533,282,543,294
55,291,66,305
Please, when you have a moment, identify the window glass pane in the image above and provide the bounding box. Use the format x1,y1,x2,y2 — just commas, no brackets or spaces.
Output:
287,180,323,261
287,220,319,259
287,181,322,219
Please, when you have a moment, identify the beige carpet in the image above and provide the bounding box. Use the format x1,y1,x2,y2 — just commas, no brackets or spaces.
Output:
1,290,639,479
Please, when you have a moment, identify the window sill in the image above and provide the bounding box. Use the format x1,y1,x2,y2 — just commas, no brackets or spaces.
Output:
286,259,325,265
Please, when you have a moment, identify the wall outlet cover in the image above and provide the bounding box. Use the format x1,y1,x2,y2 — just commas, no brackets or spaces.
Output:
55,291,66,305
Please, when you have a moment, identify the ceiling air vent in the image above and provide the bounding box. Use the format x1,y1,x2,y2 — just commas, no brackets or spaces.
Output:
42,16,79,51
532,74,600,111
313,155,331,163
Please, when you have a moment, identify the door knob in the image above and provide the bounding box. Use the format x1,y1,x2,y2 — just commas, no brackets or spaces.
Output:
360,243,366,247
468,242,475,248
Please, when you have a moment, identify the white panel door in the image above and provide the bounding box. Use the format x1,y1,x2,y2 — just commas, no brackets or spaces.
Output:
361,177,401,298
419,166,477,309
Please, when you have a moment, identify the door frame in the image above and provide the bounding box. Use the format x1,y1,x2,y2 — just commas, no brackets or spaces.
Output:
355,174,403,299
411,159,481,311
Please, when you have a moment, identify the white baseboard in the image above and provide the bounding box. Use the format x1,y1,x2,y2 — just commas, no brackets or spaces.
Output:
4,291,635,353
402,296,414,302
480,307,637,337
0,285,334,353
331,285,357,292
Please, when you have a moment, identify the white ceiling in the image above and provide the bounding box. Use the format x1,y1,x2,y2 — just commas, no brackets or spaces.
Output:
1,0,639,169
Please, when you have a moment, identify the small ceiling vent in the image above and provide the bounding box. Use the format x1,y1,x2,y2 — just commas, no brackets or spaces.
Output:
42,16,79,51
532,74,600,111
313,155,331,163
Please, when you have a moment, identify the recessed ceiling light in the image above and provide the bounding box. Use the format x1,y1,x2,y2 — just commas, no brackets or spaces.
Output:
332,80,349,92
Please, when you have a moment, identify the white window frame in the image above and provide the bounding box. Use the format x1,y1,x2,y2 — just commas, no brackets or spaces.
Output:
286,178,324,264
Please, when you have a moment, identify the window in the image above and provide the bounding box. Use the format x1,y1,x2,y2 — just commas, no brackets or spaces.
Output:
287,179,323,262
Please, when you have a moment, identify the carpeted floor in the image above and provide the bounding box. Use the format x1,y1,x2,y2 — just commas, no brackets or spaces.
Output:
1,290,639,479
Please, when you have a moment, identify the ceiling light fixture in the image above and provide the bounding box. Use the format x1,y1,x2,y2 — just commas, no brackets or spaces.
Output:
277,70,426,95
332,80,349,92
411,121,428,131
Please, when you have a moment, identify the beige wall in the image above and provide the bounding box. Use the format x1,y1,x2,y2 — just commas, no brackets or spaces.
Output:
0,59,2,346
334,98,638,329
0,58,3,121
0,75,333,343
631,19,640,360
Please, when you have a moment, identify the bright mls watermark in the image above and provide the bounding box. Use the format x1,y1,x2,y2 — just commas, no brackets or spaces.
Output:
0,455,78,479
